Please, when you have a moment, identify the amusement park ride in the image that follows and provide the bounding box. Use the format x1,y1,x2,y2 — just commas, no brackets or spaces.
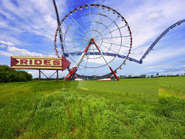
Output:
11,0,185,81
52,0,185,81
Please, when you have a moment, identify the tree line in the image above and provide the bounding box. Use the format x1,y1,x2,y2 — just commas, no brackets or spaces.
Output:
118,73,185,79
0,65,32,83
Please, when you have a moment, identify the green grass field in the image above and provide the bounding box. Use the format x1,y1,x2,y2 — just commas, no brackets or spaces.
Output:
0,77,185,139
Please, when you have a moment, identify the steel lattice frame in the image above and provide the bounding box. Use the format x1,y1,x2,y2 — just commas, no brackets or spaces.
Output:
54,4,132,80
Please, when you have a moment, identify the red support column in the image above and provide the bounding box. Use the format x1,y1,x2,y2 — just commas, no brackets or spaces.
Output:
64,40,92,81
109,67,120,81
93,39,120,81
64,67,77,81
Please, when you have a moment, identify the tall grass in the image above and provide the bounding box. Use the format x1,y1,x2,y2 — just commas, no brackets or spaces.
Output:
78,78,158,101
0,77,185,138
159,76,185,95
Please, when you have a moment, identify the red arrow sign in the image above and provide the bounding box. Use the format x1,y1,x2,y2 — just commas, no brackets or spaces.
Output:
11,55,71,71
61,55,71,71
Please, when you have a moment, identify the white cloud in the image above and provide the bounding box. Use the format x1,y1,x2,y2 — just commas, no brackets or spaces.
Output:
0,0,67,45
0,50,12,56
0,40,14,46
106,0,185,56
147,65,185,75
6,46,44,56
0,46,44,57
0,44,6,48
147,11,164,21
145,64,170,70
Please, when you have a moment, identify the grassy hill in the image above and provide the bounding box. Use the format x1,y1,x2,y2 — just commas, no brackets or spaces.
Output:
0,77,185,138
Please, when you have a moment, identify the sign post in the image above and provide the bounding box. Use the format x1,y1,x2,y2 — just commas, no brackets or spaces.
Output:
11,55,70,81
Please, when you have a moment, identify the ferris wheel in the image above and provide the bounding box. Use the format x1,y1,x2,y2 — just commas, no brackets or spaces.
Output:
54,4,132,81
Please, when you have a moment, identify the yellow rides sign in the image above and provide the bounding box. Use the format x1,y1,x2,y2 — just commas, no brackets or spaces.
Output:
10,55,70,71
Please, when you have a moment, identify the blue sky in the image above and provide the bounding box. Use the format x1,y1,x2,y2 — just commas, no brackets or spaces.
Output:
0,0,185,78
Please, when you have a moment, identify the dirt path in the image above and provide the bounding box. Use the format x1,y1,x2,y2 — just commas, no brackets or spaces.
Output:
159,87,185,98
63,103,76,138
78,87,89,90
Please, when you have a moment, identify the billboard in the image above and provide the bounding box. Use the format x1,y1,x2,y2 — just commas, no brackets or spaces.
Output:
11,55,70,71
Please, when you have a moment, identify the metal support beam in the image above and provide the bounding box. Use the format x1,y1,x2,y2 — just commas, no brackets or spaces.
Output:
39,69,41,81
57,70,58,81
38,70,59,81
52,0,64,53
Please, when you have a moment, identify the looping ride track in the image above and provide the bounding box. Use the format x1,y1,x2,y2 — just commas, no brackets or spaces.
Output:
59,18,185,64
52,0,185,81
138,19,185,64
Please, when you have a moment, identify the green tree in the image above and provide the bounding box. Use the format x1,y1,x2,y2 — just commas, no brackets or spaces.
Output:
0,65,32,83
